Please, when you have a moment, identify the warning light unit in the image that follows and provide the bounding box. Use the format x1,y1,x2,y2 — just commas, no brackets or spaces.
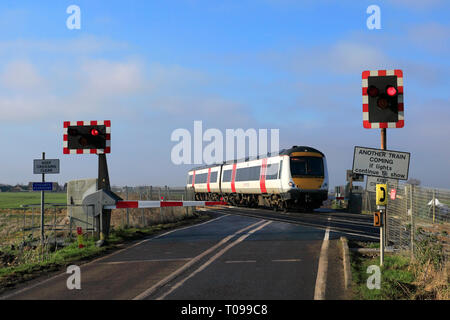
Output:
362,69,404,129
63,120,111,154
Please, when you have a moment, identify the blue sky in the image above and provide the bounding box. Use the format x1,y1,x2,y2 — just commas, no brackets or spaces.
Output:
0,0,449,189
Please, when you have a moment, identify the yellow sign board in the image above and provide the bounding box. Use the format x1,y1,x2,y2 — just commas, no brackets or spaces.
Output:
376,184,388,206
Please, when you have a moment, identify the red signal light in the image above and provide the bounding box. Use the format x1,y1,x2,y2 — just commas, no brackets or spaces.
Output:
91,128,99,136
386,86,397,96
367,86,379,97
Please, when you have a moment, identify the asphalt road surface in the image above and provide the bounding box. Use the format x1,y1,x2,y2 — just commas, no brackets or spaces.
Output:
1,207,377,300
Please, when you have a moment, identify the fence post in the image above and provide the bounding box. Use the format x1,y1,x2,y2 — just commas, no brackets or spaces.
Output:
405,185,409,249
140,188,145,227
432,189,436,223
23,208,26,242
159,188,163,223
410,185,415,261
53,206,57,250
31,207,35,239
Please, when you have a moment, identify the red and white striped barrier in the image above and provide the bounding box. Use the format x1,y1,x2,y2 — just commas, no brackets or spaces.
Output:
104,200,227,210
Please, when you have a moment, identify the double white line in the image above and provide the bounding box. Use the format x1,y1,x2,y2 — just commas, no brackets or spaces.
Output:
133,219,272,300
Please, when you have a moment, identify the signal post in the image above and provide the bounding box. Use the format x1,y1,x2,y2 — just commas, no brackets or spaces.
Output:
63,120,117,245
359,69,407,266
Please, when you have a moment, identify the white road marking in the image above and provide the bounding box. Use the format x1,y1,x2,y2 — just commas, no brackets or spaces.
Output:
155,220,273,300
314,217,331,300
272,259,302,262
100,258,192,265
133,219,266,300
224,259,301,263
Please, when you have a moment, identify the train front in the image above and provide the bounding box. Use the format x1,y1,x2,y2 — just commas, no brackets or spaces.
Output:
283,147,329,210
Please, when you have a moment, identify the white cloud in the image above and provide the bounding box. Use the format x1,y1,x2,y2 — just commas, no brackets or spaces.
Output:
0,36,129,56
0,57,253,127
79,59,144,96
0,58,145,122
407,22,450,54
387,0,445,10
302,42,391,74
325,42,392,73
0,60,45,90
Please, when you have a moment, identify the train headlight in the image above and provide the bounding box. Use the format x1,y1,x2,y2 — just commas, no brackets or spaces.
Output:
289,182,296,188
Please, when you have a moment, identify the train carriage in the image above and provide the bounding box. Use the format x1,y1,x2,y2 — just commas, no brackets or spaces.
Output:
187,146,328,212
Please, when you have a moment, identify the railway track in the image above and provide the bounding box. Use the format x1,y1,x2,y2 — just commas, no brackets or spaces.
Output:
205,206,379,240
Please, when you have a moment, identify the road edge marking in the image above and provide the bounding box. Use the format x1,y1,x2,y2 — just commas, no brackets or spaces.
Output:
314,217,331,300
340,236,352,291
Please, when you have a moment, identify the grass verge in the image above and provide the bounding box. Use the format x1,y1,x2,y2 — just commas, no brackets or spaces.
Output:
0,211,212,294
350,239,449,300
351,250,415,300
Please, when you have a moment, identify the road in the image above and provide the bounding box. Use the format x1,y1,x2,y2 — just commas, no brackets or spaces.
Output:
0,207,377,300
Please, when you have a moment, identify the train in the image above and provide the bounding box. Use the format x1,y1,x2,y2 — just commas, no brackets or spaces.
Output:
186,146,329,212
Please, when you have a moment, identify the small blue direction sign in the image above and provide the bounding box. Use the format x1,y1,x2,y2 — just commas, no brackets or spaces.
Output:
32,182,53,191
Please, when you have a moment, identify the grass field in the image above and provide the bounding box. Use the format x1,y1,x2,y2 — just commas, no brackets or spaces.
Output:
0,192,67,209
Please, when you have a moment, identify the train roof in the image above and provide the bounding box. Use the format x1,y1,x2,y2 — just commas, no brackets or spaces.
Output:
189,146,325,171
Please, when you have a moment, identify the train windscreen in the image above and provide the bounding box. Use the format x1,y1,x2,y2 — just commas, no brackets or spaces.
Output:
290,157,324,177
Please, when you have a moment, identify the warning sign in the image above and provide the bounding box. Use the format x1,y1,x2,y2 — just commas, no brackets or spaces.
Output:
366,176,398,193
33,159,60,174
352,146,410,180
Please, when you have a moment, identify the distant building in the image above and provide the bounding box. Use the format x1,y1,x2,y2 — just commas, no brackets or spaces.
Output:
11,185,26,192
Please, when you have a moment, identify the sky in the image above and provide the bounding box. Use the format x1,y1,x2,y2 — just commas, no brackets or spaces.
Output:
0,0,449,190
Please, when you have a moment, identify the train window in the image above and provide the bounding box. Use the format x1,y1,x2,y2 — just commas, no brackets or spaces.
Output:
235,168,247,181
195,173,208,184
222,170,232,182
236,166,260,181
250,166,261,180
188,175,193,184
210,171,218,183
266,163,279,180
290,157,324,177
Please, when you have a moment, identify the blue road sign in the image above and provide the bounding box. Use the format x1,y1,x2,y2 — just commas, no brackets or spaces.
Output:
32,182,53,191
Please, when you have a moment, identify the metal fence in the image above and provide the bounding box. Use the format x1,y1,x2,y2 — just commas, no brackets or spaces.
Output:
113,186,195,228
0,186,195,249
362,182,450,262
